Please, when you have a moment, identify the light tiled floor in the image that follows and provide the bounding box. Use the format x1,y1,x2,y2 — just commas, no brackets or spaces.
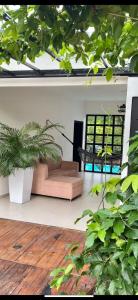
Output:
0,172,117,231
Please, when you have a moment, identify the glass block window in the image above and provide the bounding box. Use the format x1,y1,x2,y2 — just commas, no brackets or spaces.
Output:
84,114,124,174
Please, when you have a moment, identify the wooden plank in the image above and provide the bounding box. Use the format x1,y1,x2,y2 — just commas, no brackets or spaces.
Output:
16,232,59,266
0,260,32,295
0,222,32,250
0,219,24,238
0,280,18,295
0,219,86,295
0,259,15,276
37,249,67,270
0,226,49,261
11,266,49,295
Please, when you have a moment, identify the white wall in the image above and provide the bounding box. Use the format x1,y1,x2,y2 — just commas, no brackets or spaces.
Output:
0,83,127,196
122,77,138,177
84,100,125,115
0,86,85,195
0,86,85,160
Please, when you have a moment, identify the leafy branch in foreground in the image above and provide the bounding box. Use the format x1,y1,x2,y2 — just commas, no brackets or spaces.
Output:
0,5,138,79
50,134,138,295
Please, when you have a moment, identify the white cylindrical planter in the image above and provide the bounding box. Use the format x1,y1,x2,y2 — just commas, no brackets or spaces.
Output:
9,167,34,203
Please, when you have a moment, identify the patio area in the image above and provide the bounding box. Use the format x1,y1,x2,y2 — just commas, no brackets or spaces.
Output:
0,172,113,231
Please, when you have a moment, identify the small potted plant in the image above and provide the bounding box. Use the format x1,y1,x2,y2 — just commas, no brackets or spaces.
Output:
0,121,62,203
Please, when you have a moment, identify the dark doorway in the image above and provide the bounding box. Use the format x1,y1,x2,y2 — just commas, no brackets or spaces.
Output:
130,97,138,138
129,97,138,174
73,121,83,171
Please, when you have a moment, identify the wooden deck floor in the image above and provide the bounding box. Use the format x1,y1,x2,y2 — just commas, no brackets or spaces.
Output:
0,218,89,295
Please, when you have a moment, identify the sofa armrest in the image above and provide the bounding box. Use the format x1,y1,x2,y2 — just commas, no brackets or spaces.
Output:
61,161,79,172
33,162,48,180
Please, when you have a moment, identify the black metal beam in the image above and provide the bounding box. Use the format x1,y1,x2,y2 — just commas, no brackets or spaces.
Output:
101,56,109,68
46,50,61,63
23,61,40,71
0,68,137,78
20,61,44,76
0,67,16,77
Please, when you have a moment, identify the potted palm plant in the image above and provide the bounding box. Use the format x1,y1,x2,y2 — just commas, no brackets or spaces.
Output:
0,122,62,203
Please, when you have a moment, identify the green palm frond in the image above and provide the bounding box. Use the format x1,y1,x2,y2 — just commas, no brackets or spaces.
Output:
0,121,63,176
20,121,42,135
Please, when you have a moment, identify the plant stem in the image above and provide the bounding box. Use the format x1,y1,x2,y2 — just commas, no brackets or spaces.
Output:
107,12,138,21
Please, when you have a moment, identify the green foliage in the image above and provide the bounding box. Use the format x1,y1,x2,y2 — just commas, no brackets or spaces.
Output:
0,5,138,78
50,264,74,290
0,121,62,176
50,133,138,295
97,145,112,157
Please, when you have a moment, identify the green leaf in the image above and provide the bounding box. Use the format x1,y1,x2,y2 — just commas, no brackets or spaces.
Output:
132,175,138,193
126,229,138,239
90,183,103,195
88,222,101,232
116,238,126,247
123,20,133,33
75,53,81,62
81,53,88,66
85,232,96,248
89,55,94,65
121,162,128,171
113,220,125,235
134,194,138,206
56,276,65,289
59,60,72,72
93,65,98,74
112,251,124,260
128,211,138,225
50,267,64,277
113,22,122,40
119,204,136,214
121,265,131,284
64,263,74,275
121,175,138,193
97,208,114,219
131,21,138,37
128,140,138,154
107,262,118,277
74,209,93,224
92,264,103,276
108,280,116,295
105,192,118,205
107,177,121,186
127,256,136,269
121,175,132,192
102,218,114,230
131,243,138,259
105,67,113,81
98,229,106,242
96,282,106,295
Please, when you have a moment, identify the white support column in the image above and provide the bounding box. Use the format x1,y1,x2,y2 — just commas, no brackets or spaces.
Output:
122,77,138,178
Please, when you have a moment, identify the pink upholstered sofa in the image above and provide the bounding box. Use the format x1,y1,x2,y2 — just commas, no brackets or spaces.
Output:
31,159,83,201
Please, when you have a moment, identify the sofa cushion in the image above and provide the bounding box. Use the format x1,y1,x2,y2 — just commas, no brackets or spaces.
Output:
49,169,78,177
45,176,83,200
47,158,62,171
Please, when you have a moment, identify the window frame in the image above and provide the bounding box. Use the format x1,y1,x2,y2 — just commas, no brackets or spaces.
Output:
84,114,125,174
